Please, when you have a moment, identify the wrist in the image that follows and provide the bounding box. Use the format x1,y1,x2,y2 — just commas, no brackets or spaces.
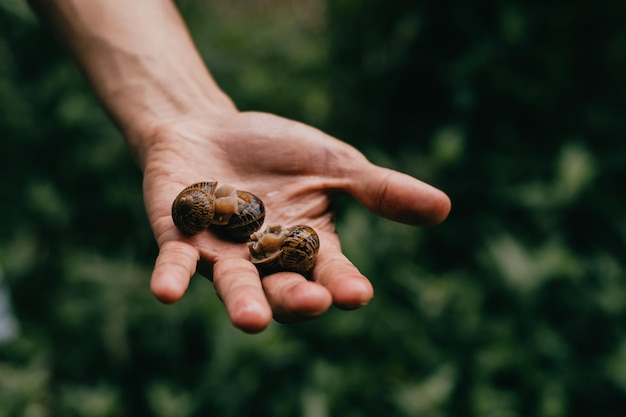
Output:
110,57,238,154
121,95,239,171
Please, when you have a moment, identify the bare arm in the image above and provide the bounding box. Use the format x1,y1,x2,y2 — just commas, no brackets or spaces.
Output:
30,0,451,333
28,0,236,166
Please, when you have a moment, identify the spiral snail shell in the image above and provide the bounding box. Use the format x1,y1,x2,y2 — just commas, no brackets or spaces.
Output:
212,190,266,242
171,181,218,235
171,181,265,240
248,224,320,275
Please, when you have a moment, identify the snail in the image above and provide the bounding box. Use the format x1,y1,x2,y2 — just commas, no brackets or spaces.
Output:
248,224,320,275
171,181,265,240
171,181,219,235
211,189,266,242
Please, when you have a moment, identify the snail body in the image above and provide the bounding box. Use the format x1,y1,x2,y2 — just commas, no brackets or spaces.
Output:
171,181,265,240
212,190,266,242
248,224,320,275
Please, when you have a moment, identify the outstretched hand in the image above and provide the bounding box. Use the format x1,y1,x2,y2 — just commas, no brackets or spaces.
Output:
141,111,450,333
27,0,450,333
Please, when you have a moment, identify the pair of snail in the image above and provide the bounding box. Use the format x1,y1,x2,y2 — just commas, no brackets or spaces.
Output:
171,181,319,274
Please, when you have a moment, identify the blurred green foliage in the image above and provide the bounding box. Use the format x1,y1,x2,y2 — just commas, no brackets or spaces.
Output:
2,0,626,416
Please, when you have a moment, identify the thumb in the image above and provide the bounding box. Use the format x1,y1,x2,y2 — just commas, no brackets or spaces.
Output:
349,164,451,226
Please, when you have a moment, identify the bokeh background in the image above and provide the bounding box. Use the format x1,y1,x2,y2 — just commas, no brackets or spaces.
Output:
2,0,626,416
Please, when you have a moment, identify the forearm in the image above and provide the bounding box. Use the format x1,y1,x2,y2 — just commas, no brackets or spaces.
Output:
28,0,236,165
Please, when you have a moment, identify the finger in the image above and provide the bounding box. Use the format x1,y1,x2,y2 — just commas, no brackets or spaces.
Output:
150,240,199,304
212,257,273,333
350,165,451,226
261,273,333,324
313,249,374,309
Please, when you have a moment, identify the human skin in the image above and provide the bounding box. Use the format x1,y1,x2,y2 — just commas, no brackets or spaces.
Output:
28,0,451,333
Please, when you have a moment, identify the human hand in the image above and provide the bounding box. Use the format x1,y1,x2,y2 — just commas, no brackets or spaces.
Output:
27,0,449,332
142,111,451,333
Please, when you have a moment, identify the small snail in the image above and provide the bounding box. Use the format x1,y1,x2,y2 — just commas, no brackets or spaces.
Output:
171,181,218,235
248,224,320,275
171,181,265,240
212,189,266,242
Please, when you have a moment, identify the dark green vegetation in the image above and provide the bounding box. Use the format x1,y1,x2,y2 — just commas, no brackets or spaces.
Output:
2,1,626,416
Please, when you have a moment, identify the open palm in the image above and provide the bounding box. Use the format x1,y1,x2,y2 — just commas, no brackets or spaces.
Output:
141,111,450,332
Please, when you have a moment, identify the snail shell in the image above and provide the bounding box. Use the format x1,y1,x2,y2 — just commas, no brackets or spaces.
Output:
171,181,218,235
171,181,265,240
212,190,266,242
248,224,320,274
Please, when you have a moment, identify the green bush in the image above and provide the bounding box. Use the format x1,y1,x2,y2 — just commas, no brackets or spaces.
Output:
1,1,626,416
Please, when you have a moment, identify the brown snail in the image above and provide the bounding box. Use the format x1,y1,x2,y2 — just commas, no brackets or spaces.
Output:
211,189,266,242
248,224,320,275
171,181,265,240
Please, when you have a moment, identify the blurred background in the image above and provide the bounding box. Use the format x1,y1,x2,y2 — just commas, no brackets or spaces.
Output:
1,0,626,416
